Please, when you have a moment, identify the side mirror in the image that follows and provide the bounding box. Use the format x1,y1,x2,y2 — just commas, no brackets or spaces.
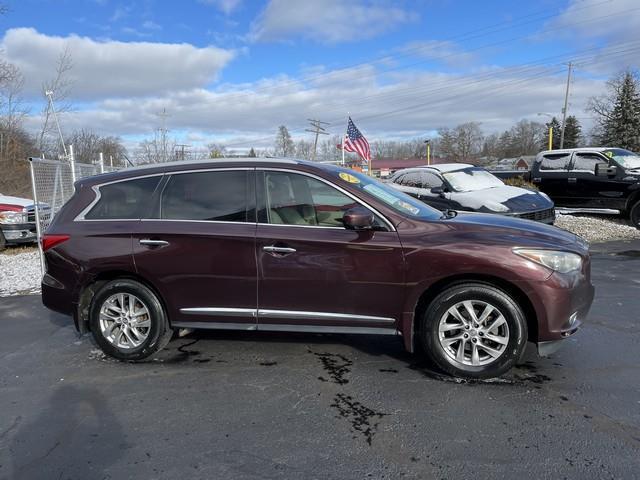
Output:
596,164,617,177
430,186,446,197
343,206,374,230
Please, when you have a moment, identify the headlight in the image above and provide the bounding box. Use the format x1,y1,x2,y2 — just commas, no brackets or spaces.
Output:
0,211,28,224
513,248,582,274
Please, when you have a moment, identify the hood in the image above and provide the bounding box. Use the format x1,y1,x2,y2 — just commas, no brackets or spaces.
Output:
451,186,553,214
445,211,583,249
0,194,34,210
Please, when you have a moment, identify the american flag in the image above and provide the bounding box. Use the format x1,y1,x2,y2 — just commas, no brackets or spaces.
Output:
342,117,370,162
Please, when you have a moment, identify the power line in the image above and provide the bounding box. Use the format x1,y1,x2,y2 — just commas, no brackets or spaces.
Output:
222,40,640,148
305,119,330,161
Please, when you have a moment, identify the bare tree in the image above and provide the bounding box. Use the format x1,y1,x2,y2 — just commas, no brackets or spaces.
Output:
67,129,128,164
274,125,294,157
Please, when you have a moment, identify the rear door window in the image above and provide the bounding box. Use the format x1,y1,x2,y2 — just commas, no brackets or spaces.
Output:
161,170,250,222
540,154,571,171
85,176,161,220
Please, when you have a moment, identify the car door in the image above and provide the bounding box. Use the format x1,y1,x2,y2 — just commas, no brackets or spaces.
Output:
566,152,616,208
255,169,405,333
532,152,572,206
132,168,258,328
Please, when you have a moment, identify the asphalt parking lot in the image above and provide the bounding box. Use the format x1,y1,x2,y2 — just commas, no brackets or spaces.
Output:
1,241,639,480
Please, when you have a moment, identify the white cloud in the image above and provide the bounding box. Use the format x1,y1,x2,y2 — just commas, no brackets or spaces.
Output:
21,65,603,147
1,28,235,99
549,0,640,43
249,0,416,44
200,0,242,15
397,40,477,67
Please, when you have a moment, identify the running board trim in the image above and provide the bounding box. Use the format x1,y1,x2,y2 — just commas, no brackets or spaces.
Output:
179,307,395,324
171,321,398,336
556,207,620,215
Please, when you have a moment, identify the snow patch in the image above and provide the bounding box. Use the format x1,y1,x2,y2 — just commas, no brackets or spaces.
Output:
0,250,42,296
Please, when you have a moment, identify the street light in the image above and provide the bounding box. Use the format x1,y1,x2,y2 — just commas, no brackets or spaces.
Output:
424,139,431,165
537,113,556,151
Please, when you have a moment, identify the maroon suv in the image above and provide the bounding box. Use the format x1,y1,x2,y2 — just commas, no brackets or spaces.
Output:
41,159,594,378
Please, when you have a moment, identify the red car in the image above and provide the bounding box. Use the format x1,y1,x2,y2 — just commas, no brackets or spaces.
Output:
41,159,594,378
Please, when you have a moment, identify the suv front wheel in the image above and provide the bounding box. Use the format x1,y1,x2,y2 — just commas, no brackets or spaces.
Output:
89,279,172,361
419,283,527,379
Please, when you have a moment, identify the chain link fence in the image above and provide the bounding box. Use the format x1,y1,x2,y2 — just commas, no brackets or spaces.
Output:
29,156,123,272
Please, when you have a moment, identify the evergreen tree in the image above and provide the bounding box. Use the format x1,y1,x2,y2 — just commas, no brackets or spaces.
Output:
248,147,257,157
562,116,582,149
589,70,640,150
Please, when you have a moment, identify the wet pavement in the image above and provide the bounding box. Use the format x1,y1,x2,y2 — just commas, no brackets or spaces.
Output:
1,240,639,479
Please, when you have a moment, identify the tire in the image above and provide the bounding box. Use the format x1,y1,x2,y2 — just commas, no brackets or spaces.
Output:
89,279,172,361
630,201,640,230
419,282,528,379
0,230,6,252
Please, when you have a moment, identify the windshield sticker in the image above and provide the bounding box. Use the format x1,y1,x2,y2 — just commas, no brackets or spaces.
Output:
397,201,420,215
339,172,360,184
363,184,398,202
604,150,613,158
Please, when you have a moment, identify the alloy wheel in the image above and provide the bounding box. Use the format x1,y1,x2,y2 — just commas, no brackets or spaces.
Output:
99,293,151,350
437,300,510,367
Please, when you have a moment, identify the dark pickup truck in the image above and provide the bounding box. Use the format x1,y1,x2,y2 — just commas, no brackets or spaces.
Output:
492,148,640,229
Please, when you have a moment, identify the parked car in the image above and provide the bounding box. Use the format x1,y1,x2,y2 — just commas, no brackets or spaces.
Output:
491,147,640,228
388,164,555,224
41,159,594,379
0,193,39,251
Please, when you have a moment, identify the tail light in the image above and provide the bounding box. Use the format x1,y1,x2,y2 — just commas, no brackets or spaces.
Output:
41,234,70,252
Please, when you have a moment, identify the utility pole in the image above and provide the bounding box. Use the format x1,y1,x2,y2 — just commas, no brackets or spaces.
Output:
305,119,330,161
175,144,190,161
560,62,573,149
424,139,431,165
156,108,170,162
45,90,68,159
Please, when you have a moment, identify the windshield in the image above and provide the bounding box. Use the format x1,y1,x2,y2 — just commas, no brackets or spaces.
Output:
442,167,504,192
330,168,441,220
602,148,640,170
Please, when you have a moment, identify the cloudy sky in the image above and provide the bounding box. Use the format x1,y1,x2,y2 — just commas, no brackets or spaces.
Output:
2,0,639,151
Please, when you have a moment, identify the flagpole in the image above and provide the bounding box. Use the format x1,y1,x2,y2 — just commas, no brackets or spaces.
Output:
342,134,345,166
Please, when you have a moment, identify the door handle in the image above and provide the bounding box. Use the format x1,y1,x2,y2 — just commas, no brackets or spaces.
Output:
263,245,296,254
568,177,577,183
139,239,169,247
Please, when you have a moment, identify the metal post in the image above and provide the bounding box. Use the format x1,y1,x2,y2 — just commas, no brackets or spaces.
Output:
548,126,553,150
99,152,105,173
560,62,572,149
29,159,45,276
69,144,76,186
341,135,345,166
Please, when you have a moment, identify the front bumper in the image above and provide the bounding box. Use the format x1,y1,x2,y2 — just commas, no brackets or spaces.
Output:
1,223,37,244
522,258,595,355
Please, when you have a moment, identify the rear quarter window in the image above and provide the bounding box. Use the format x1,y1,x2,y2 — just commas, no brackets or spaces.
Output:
84,176,161,220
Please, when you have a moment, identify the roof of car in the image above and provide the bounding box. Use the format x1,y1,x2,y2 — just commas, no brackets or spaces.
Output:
391,163,476,175
537,147,620,156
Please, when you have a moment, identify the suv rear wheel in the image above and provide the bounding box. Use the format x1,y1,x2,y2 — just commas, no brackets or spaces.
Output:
89,279,172,361
630,201,640,230
419,283,527,379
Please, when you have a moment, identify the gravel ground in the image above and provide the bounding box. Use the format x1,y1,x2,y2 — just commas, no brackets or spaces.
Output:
0,215,637,297
0,249,42,297
555,214,640,243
